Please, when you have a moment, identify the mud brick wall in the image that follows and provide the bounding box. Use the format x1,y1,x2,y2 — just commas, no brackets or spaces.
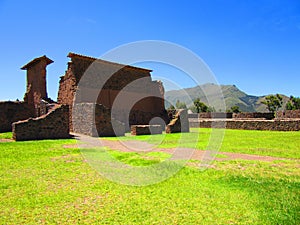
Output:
276,110,300,119
58,54,168,132
70,57,151,90
57,66,77,131
12,105,70,141
72,103,94,136
131,125,162,135
188,113,200,119
72,103,125,137
0,101,33,132
108,108,169,132
190,119,300,131
195,112,233,119
233,112,274,120
58,56,153,105
21,56,53,117
127,109,169,131
57,63,77,106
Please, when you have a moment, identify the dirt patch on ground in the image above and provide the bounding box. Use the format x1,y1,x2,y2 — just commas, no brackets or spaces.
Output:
0,139,13,143
63,144,79,149
99,139,292,162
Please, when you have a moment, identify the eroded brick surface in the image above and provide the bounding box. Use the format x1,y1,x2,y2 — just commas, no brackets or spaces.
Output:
58,53,169,133
166,109,189,133
0,101,33,132
12,105,70,141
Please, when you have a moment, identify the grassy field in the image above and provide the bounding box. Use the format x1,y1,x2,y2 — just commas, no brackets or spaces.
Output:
104,128,300,159
0,129,299,224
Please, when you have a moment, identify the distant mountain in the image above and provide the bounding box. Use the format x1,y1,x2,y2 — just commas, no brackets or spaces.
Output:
165,83,289,112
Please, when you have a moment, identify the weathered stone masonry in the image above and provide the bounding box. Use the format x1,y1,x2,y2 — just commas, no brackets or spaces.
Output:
276,110,300,119
0,101,33,132
189,110,300,131
190,119,300,131
5,52,298,141
0,55,53,133
12,105,70,141
21,55,53,117
72,103,125,137
2,53,171,140
188,112,274,120
166,109,189,133
58,53,168,133
131,125,163,135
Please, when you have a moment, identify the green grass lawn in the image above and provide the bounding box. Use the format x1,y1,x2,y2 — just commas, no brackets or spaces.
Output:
104,128,300,159
0,130,299,224
0,132,12,139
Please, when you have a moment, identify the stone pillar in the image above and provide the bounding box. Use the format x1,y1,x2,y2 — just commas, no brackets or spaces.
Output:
21,55,53,117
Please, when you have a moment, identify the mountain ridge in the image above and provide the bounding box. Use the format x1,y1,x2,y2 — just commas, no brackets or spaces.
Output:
164,83,289,112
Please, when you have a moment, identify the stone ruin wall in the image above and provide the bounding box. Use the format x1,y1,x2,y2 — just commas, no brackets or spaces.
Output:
0,101,34,132
23,61,47,108
233,112,275,120
189,110,300,131
0,53,168,139
166,109,189,133
276,110,300,119
189,112,233,119
0,56,54,134
6,53,299,139
72,103,125,137
190,119,300,131
12,105,70,141
131,125,163,135
188,112,274,120
21,56,53,117
57,63,77,131
58,54,168,133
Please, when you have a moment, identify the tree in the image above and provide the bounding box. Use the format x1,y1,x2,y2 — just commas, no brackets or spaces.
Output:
286,96,300,110
261,94,283,113
167,104,175,110
175,100,187,109
193,98,208,113
207,106,216,112
230,105,241,113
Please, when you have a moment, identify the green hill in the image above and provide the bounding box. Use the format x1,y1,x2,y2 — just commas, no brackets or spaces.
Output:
165,83,289,112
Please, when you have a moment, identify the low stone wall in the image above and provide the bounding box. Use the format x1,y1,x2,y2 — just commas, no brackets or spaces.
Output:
124,109,169,132
0,101,33,132
188,112,232,119
12,105,70,141
131,125,162,135
166,109,189,133
233,112,274,120
276,110,300,119
188,113,198,119
189,119,300,131
72,103,125,137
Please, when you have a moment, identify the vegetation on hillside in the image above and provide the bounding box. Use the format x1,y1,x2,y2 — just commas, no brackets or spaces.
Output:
193,98,208,113
286,96,300,110
261,94,283,113
229,105,241,113
165,83,292,112
175,99,187,109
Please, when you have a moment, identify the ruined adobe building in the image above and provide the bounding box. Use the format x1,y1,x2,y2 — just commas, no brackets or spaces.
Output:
1,52,299,140
2,53,187,140
0,56,54,133
12,56,69,140
21,56,54,117
57,53,169,136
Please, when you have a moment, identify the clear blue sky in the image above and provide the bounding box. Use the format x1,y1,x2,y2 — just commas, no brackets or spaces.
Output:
0,0,299,101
